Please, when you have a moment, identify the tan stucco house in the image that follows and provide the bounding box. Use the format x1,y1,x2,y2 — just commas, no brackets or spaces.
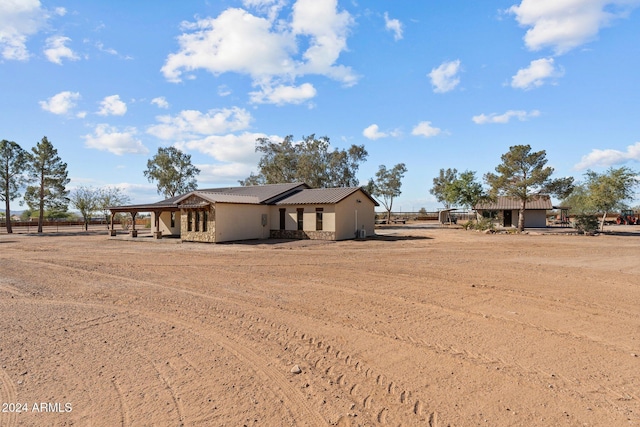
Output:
108,183,378,243
474,195,552,228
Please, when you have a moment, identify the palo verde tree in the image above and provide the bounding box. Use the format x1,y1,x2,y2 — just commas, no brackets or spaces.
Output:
367,163,408,223
484,144,574,232
98,186,130,224
70,186,100,231
578,167,638,231
144,146,200,198
430,168,486,211
240,135,368,188
430,168,458,208
0,139,28,233
24,136,70,233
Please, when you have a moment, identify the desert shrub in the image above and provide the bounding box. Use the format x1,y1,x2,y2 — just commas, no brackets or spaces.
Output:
463,217,494,231
573,214,599,234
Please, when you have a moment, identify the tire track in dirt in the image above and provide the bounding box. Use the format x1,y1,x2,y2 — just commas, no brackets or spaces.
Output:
4,289,327,426
0,366,18,427
110,379,131,427
4,257,440,425
6,255,636,423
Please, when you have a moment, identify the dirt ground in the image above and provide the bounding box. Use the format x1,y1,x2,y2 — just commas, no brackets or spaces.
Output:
0,225,638,426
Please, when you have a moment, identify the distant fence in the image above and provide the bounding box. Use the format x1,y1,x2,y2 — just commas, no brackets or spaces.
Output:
0,219,149,234
375,210,475,221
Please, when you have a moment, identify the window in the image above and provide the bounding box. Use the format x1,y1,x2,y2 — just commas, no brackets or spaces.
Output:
279,208,286,230
296,208,304,231
316,208,323,231
195,211,200,232
202,211,208,232
187,211,192,231
170,212,175,228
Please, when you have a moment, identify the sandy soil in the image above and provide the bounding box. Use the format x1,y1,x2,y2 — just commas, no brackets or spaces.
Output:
0,225,638,426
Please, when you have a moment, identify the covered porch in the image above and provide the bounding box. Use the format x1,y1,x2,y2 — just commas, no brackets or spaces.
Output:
107,203,180,239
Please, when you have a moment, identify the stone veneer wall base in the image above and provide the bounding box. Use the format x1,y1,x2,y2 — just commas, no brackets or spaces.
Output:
270,230,336,240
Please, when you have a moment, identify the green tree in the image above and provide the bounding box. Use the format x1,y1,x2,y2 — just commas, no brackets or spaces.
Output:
98,186,130,224
144,146,200,198
430,168,458,208
0,139,28,233
484,144,574,232
583,167,638,231
367,163,408,223
240,135,368,188
449,170,486,210
20,209,33,221
70,186,100,231
24,137,70,233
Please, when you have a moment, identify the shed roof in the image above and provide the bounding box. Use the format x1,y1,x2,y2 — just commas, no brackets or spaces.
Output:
475,195,552,210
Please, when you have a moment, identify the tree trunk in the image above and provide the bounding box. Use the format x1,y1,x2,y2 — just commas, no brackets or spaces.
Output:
518,199,526,232
600,211,607,232
4,196,12,234
37,171,45,233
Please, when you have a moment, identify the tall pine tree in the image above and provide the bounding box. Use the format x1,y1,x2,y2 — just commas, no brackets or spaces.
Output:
24,137,70,233
0,140,28,234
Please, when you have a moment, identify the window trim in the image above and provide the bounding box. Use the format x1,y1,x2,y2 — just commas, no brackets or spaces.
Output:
315,207,323,231
296,208,304,231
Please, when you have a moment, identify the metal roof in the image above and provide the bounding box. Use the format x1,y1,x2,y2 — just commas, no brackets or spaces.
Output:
275,187,378,205
187,192,260,204
108,183,379,211
475,195,552,210
196,182,308,203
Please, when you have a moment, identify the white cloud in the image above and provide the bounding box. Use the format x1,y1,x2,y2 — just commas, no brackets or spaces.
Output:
177,132,267,165
574,142,640,169
98,95,127,116
151,97,169,109
196,162,257,184
54,7,66,16
363,124,387,140
242,0,287,21
161,0,356,104
44,35,79,64
96,41,118,56
428,60,461,93
384,12,403,41
508,0,640,54
249,82,317,105
472,109,541,124
218,85,232,97
83,124,148,155
147,107,253,141
511,57,563,90
412,121,442,138
0,0,47,60
39,91,80,115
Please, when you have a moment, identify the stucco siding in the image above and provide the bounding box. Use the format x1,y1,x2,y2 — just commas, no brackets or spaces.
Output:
334,191,376,240
155,211,180,236
215,203,270,243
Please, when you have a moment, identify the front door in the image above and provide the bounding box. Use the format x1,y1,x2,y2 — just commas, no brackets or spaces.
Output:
503,210,512,227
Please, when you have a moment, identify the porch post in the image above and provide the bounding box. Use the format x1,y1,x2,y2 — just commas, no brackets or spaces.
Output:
109,211,117,236
130,211,138,237
153,210,162,239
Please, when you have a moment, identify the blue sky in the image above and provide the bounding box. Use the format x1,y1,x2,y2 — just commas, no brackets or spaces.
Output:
1,0,639,211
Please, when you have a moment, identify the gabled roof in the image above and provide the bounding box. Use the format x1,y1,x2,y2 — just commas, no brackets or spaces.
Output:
275,187,379,206
176,191,260,205
196,182,309,204
108,183,378,211
475,195,552,210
